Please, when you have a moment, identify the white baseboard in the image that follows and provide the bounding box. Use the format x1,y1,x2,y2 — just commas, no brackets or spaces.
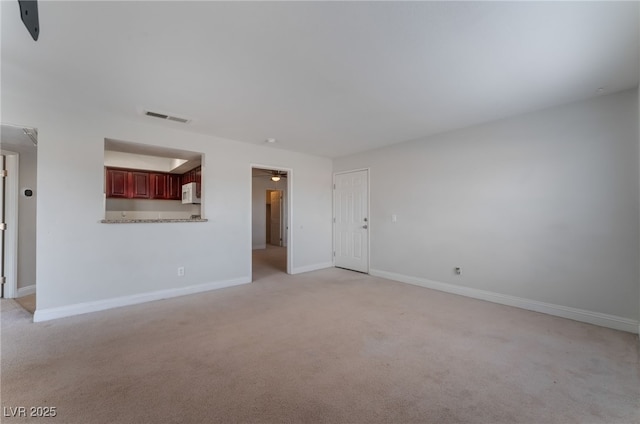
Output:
16,285,36,297
33,277,251,323
252,244,266,250
370,269,639,334
291,262,334,275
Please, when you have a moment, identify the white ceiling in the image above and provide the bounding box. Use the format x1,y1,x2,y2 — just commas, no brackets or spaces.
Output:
2,1,638,158
0,124,37,154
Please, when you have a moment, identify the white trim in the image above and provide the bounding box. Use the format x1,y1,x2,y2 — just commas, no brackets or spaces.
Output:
250,164,293,276
33,276,250,322
16,284,35,297
334,167,371,175
332,168,370,273
1,152,19,299
370,269,639,334
252,244,266,250
291,262,334,275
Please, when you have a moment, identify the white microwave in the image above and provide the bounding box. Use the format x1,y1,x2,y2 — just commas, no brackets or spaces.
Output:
182,182,201,204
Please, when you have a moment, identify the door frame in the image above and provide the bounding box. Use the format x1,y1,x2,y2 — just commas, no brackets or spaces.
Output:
250,164,293,276
332,168,370,273
1,150,19,298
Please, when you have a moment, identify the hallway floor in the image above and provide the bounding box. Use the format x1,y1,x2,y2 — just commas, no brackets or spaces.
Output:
252,245,287,280
15,293,35,314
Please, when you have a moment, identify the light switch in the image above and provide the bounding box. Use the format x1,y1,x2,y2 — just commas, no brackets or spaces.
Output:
392,214,397,222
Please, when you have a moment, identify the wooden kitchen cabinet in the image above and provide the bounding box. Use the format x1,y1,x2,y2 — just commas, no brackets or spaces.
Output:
167,174,182,200
183,168,197,184
151,173,183,200
150,173,167,199
195,167,202,198
105,168,159,199
106,167,193,201
130,171,151,198
105,168,129,198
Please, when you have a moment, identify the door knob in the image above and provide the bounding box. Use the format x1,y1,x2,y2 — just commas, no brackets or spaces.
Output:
362,225,368,229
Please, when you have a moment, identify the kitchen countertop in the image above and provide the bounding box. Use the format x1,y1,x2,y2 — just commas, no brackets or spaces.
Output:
100,218,208,224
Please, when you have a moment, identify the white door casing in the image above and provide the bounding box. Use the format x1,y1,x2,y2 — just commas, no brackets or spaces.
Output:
334,169,369,273
1,155,5,297
0,152,18,298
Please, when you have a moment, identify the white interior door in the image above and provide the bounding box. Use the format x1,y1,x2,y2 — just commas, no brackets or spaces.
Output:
334,170,369,273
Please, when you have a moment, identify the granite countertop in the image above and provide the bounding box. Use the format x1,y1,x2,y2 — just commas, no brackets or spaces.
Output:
100,218,208,224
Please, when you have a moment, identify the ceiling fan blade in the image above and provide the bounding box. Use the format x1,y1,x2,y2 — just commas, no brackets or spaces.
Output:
18,0,40,41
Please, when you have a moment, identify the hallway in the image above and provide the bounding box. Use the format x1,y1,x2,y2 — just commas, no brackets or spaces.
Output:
252,245,286,280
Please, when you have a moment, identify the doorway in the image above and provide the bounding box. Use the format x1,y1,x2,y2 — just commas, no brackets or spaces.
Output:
251,166,291,280
334,169,369,273
266,189,286,247
1,124,38,311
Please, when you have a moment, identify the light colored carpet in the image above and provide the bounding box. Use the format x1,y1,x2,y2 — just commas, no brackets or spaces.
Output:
1,248,638,423
252,245,287,280
14,293,35,314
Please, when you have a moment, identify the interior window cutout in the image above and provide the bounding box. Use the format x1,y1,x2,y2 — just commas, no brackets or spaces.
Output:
103,138,203,222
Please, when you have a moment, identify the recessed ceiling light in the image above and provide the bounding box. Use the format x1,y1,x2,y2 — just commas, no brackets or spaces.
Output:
596,87,604,94
265,138,277,143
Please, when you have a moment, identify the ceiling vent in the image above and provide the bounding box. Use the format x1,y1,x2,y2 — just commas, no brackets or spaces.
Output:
144,110,191,124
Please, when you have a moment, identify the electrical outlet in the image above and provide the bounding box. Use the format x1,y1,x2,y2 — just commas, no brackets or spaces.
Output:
454,267,461,275
177,266,185,277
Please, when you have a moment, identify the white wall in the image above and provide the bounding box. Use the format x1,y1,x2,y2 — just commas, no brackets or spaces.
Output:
335,89,640,322
17,146,36,289
2,82,332,318
252,174,288,249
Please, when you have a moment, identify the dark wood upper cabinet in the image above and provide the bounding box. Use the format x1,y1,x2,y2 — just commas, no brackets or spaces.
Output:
105,168,162,199
130,171,151,199
183,168,197,185
152,172,183,200
105,166,202,201
105,168,128,198
167,174,182,200
195,167,202,198
150,173,167,199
